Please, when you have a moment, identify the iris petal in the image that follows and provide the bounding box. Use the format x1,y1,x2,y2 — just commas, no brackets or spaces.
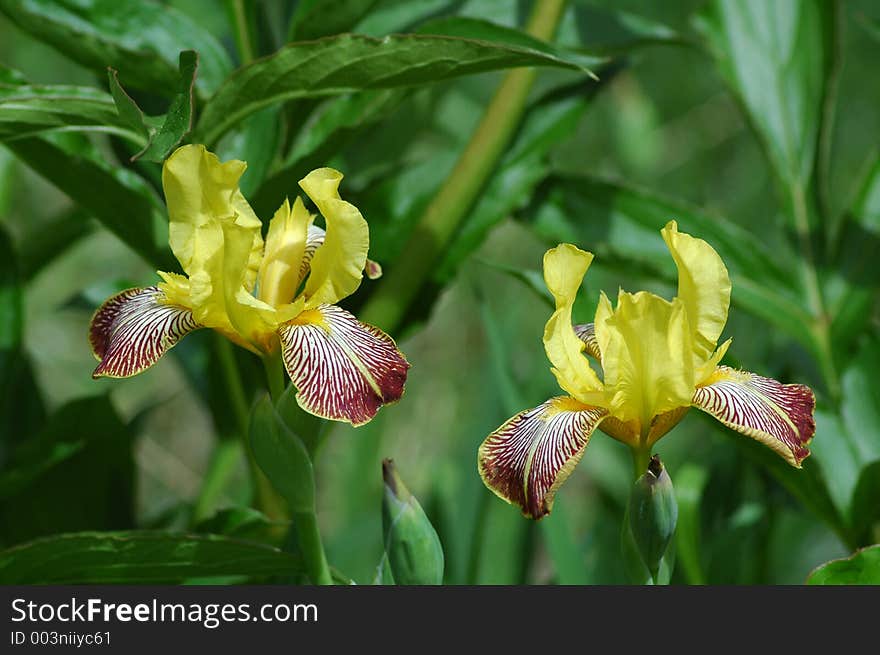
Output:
278,304,409,426
298,168,369,308
89,287,200,378
661,220,731,364
542,244,604,405
693,365,815,466
479,397,607,519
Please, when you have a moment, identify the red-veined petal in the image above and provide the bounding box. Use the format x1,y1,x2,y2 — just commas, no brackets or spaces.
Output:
89,286,200,379
278,304,409,426
479,397,607,519
573,323,602,361
693,366,815,466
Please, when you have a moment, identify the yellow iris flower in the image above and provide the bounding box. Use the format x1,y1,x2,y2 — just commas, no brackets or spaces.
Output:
479,221,815,519
90,145,408,426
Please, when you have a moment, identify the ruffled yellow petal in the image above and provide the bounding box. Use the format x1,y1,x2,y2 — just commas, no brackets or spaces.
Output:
217,220,279,352
162,144,264,304
661,220,731,365
298,168,369,309
257,197,314,308
597,290,695,432
542,244,604,405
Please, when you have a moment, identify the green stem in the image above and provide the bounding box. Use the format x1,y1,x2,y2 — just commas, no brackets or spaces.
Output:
293,511,333,585
227,0,256,65
631,445,651,482
358,0,569,331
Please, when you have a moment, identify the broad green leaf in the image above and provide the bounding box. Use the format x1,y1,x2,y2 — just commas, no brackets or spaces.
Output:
809,410,861,523
3,133,171,269
249,394,315,513
0,531,306,583
195,32,597,145
807,544,880,584
0,396,133,547
0,82,144,144
288,0,380,41
674,463,708,584
415,16,605,74
0,0,232,97
529,175,815,351
693,0,834,228
275,384,327,458
108,51,198,163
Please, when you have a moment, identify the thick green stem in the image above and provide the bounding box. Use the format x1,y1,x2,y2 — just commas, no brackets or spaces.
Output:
358,0,569,330
631,445,651,482
293,511,333,585
227,0,256,64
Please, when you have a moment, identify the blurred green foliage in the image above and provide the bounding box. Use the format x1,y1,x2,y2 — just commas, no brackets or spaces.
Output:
0,0,878,584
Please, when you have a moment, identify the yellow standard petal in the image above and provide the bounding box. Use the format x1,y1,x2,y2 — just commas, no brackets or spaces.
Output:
597,290,695,433
298,168,369,308
542,244,604,405
257,197,314,308
661,220,731,365
162,144,264,301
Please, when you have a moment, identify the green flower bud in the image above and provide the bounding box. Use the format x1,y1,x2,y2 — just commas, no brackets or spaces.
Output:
627,454,678,580
382,459,444,585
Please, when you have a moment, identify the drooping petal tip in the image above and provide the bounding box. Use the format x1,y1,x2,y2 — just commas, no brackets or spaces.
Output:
89,286,200,379
478,397,607,519
278,304,409,426
693,366,815,467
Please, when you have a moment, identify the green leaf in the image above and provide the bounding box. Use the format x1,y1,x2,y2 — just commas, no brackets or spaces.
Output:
415,16,605,74
807,544,880,584
0,396,133,547
215,106,282,197
693,0,835,228
529,175,815,351
195,31,597,145
249,394,315,513
0,0,232,97
840,338,880,465
108,50,198,163
0,531,306,583
0,82,144,144
3,133,171,268
288,0,381,41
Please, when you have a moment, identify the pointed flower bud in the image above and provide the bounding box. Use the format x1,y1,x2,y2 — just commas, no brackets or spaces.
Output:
627,455,678,580
381,459,444,585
